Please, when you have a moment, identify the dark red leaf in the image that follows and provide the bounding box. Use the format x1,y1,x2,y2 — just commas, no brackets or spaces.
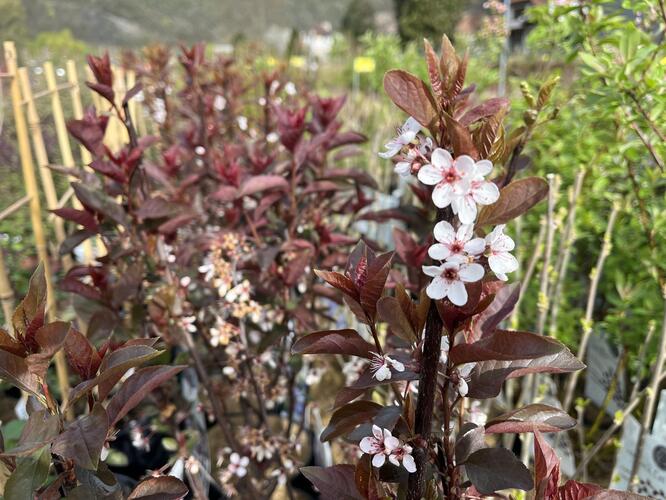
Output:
477,177,549,226
106,365,185,426
51,207,98,232
320,400,382,442
51,404,108,470
291,329,376,359
64,328,101,380
128,476,189,500
464,448,533,494
238,175,289,197
485,404,576,434
383,70,438,127
300,465,363,500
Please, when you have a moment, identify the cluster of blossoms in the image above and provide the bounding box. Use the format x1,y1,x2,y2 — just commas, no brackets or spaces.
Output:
380,117,518,305
360,425,416,473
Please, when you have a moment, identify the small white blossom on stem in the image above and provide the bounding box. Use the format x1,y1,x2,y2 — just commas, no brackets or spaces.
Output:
422,260,484,306
370,352,405,381
451,157,500,224
379,117,421,159
485,224,519,281
394,137,433,178
417,149,467,209
440,335,450,365
455,363,475,397
359,425,400,468
227,453,250,478
428,221,485,262
389,444,417,473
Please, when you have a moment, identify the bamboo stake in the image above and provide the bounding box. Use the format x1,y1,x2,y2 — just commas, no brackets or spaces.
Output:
66,60,92,165
0,247,14,328
44,61,94,264
562,201,621,413
17,67,69,266
4,41,70,403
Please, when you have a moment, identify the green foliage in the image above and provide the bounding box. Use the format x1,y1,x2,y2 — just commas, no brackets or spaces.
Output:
393,0,469,44
341,0,376,39
517,0,666,361
26,29,88,60
0,0,28,44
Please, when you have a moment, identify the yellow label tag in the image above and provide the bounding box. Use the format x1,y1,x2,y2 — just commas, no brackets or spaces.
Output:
290,56,306,68
353,56,376,73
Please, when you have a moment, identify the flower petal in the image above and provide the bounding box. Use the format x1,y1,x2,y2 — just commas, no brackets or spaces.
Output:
489,252,519,275
372,453,386,468
374,364,391,381
474,159,493,177
391,360,405,372
372,424,383,440
454,155,475,176
458,263,485,282
458,378,469,397
394,161,411,177
422,265,444,277
428,243,451,261
402,454,416,473
426,276,449,300
360,436,378,454
454,195,478,224
417,164,442,185
433,220,456,245
389,454,400,467
403,116,422,134
384,435,400,452
456,223,474,243
430,148,453,169
464,237,486,256
447,280,468,306
379,141,402,159
472,181,500,205
432,183,454,208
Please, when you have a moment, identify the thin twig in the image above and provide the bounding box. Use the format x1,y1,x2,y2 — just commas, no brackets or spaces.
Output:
629,292,666,490
562,202,620,413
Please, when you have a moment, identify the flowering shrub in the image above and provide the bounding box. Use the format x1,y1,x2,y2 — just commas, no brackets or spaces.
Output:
0,264,188,497
294,36,645,499
49,44,371,496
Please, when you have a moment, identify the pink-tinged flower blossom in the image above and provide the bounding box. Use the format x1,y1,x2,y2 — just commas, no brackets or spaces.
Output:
440,335,450,365
485,225,519,281
379,117,421,159
422,261,485,305
450,158,500,224
227,453,250,478
394,137,433,178
456,363,475,397
359,425,400,468
370,352,405,381
417,148,468,209
388,444,416,473
428,221,485,262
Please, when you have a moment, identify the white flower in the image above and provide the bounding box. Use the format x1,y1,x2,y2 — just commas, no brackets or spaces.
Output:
359,425,400,468
181,315,197,333
417,148,469,210
237,116,248,131
451,158,500,224
418,150,499,223
370,352,405,381
428,221,485,262
440,336,450,365
394,137,433,178
456,363,475,397
422,261,485,305
228,453,250,478
389,444,417,473
485,225,519,281
379,117,421,159
214,95,227,111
